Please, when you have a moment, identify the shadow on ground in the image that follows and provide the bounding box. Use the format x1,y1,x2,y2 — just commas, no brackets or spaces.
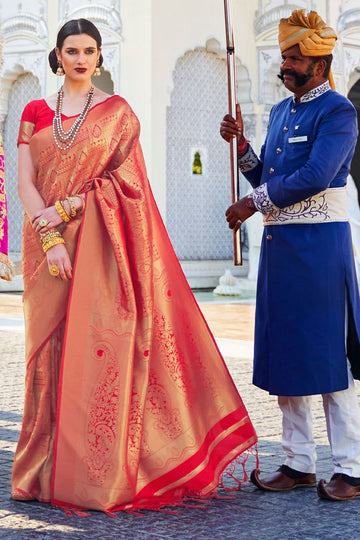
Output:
1,441,360,540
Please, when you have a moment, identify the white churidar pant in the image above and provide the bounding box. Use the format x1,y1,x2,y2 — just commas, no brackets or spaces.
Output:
278,301,360,477
279,363,360,476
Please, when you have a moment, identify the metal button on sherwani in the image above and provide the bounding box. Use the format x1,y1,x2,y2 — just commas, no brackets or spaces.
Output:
269,167,274,173
291,108,296,114
276,147,282,154
283,126,288,132
266,234,272,240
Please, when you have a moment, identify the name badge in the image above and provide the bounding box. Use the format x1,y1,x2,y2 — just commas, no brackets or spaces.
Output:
288,136,308,143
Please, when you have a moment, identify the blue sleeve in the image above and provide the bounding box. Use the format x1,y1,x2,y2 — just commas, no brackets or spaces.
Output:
267,101,358,208
240,105,277,189
240,145,264,189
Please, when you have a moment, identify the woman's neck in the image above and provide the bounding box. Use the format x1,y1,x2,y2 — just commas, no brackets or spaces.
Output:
62,79,94,97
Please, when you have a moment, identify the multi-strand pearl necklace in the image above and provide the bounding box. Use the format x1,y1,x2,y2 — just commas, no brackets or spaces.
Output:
52,85,95,151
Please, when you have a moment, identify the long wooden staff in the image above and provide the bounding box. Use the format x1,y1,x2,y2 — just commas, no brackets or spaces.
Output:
224,0,242,265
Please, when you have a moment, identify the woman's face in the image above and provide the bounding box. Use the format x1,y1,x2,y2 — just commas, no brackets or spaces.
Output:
56,33,101,81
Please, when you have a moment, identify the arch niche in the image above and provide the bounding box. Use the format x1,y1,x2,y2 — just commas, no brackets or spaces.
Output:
166,40,252,262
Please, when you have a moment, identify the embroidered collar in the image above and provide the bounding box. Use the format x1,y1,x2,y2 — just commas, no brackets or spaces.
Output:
293,81,331,104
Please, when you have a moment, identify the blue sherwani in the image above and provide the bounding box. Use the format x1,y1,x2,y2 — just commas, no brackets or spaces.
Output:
241,83,360,396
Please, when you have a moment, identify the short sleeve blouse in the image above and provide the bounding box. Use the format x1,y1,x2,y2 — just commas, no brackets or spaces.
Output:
17,100,54,145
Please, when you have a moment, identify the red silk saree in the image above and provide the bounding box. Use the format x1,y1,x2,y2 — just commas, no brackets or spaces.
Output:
12,96,257,512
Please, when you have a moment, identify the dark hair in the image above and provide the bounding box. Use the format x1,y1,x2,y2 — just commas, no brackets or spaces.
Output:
311,54,333,79
48,18,103,74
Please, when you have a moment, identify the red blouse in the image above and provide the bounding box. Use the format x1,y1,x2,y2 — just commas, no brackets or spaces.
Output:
17,100,57,145
17,97,115,145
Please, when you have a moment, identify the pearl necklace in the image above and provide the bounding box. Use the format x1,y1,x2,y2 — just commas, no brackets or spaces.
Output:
52,85,95,151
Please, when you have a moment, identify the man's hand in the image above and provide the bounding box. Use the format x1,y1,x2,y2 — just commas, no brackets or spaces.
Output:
220,104,247,155
226,196,257,231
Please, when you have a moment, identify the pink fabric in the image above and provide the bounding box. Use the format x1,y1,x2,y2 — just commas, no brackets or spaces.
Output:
0,130,12,280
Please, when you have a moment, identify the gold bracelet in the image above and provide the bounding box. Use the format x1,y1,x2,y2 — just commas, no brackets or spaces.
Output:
66,196,77,218
42,237,65,253
60,200,71,221
40,227,61,237
55,200,70,222
75,194,85,215
40,228,62,245
40,229,63,252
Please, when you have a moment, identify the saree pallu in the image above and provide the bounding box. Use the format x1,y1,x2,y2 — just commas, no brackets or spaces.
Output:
12,96,257,512
0,130,13,280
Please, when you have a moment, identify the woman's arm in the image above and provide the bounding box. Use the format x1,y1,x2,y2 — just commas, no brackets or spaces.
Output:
17,144,46,220
18,143,73,281
18,144,84,233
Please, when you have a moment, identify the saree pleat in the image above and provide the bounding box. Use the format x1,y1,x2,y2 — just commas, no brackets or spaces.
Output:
12,322,65,501
12,96,257,511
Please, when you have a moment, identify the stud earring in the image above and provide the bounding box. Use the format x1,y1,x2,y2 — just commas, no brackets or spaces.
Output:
56,60,64,76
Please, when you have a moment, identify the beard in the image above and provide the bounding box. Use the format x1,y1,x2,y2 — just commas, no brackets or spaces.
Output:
277,64,315,88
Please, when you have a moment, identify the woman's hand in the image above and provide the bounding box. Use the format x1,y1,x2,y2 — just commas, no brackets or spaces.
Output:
32,206,63,234
46,243,72,281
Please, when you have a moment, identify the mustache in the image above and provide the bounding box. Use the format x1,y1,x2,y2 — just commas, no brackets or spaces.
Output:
277,68,313,88
277,69,298,82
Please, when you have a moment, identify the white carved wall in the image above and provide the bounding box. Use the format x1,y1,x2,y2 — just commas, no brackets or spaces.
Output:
0,9,47,118
0,2,48,255
3,73,41,252
166,44,253,261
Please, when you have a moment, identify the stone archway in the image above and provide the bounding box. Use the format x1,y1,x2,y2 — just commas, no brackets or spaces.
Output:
166,44,252,262
348,78,360,205
3,72,42,253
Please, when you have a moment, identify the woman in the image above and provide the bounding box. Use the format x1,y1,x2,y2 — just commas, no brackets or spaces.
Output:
12,18,257,513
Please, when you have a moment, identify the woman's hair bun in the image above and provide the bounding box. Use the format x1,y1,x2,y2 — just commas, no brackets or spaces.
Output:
48,48,59,74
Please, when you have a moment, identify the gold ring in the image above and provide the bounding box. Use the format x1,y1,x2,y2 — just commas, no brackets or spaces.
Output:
49,265,59,276
39,219,48,227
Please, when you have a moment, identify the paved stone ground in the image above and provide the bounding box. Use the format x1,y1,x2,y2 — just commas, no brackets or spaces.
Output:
1,293,360,539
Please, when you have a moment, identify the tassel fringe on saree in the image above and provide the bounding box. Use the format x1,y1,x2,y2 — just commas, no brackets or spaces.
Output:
12,96,257,512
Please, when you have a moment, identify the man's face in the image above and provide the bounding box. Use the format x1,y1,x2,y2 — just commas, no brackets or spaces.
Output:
278,45,316,93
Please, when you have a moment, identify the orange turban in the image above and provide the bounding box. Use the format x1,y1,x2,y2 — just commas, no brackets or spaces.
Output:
278,10,337,89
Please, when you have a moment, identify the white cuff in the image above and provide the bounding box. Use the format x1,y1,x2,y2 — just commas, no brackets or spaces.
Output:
252,183,279,214
238,145,259,172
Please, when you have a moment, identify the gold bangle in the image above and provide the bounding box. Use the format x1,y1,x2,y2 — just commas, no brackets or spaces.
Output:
42,237,65,253
66,196,77,218
55,200,70,222
40,228,63,253
40,228,62,245
60,200,71,221
40,228,62,239
75,194,85,215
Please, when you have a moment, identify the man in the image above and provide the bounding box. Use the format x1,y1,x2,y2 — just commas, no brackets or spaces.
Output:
220,9,360,501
